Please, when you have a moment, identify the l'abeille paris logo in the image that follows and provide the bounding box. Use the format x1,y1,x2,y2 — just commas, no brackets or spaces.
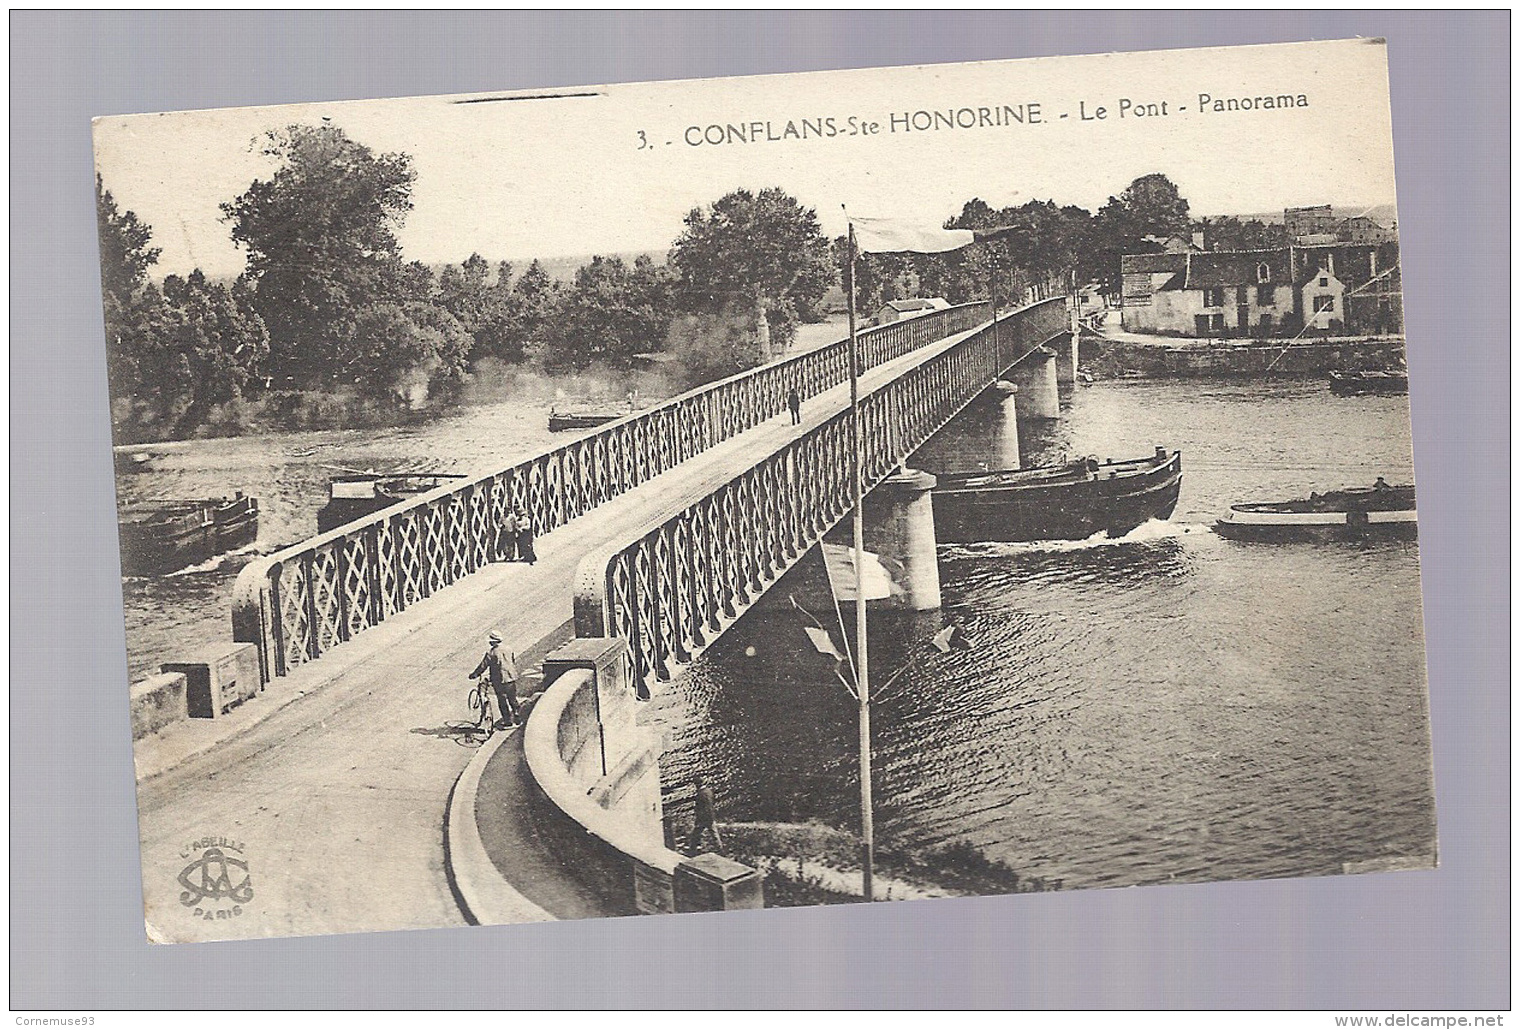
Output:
177,836,253,922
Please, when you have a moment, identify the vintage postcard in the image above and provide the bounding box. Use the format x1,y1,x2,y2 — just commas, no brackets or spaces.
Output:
94,38,1432,943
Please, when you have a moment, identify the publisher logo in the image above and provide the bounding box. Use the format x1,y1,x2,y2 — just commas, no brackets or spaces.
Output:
177,836,253,922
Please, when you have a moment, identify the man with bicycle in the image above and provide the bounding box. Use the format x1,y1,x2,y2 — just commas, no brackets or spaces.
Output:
469,630,520,730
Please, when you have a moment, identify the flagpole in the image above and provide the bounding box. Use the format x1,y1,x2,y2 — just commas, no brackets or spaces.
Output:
846,219,875,903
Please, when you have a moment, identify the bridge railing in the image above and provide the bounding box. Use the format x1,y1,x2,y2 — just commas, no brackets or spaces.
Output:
232,301,992,682
574,297,1068,691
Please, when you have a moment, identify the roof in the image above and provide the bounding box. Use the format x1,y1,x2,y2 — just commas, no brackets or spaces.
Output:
1120,253,1188,274
882,298,939,312
1181,251,1284,289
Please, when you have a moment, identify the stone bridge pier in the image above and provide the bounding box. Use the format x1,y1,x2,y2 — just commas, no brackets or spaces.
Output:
1009,345,1061,420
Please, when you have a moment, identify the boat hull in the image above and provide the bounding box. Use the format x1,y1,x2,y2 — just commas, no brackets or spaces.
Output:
931,451,1183,543
316,474,464,534
549,412,621,432
1215,484,1417,542
1215,507,1417,542
1329,371,1408,396
118,496,259,576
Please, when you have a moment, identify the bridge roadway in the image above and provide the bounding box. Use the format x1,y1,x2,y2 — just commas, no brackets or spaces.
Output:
134,316,1006,942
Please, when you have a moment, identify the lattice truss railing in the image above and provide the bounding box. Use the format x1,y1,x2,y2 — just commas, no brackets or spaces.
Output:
231,302,999,681
579,298,1068,692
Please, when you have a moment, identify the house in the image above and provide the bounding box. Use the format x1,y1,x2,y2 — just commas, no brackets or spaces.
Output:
875,297,950,324
1120,241,1401,337
1285,204,1337,238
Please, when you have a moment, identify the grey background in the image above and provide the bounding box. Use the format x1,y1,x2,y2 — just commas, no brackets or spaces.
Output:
11,11,1508,1010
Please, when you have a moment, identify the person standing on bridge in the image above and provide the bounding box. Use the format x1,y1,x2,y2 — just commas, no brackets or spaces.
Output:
516,509,537,565
787,385,802,426
470,630,520,729
497,509,520,562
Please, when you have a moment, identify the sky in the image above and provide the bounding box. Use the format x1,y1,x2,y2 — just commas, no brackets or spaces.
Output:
93,38,1401,280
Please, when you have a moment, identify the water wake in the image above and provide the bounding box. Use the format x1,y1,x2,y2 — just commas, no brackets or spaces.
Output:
942,519,1209,558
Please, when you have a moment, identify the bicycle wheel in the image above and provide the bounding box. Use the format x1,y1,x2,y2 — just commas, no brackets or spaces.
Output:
476,687,495,738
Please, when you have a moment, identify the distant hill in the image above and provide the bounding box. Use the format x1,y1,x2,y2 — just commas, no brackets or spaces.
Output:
436,250,666,283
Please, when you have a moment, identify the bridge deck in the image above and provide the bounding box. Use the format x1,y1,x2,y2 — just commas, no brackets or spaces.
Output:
134,319,996,941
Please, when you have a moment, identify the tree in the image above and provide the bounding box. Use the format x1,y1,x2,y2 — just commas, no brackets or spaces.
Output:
1103,172,1191,240
668,187,835,349
1090,172,1192,291
96,174,160,311
342,302,471,405
96,175,164,400
1196,215,1287,252
511,260,562,367
220,123,417,384
541,255,673,373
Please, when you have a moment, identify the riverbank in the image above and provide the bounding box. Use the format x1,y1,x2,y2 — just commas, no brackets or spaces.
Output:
1082,330,1407,379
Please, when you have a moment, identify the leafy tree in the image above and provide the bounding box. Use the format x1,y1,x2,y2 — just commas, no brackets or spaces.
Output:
122,271,269,429
221,122,417,384
668,187,835,349
542,255,673,373
1100,172,1191,240
96,174,160,311
1196,215,1287,252
342,302,471,404
1089,172,1192,290
96,176,164,400
511,259,562,366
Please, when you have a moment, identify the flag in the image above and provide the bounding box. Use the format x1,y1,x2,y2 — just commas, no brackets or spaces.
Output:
821,543,896,602
851,215,975,255
803,626,849,664
931,625,973,653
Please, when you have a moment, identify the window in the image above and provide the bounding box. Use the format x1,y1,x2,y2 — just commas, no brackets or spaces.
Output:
1314,295,1335,313
1203,287,1225,307
1318,275,1329,287
1210,313,1225,332
1236,285,1250,304
1259,314,1274,329
1256,263,1271,282
1257,284,1275,305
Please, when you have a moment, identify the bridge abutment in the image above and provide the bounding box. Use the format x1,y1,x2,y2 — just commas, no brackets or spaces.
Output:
1011,345,1061,420
866,468,942,611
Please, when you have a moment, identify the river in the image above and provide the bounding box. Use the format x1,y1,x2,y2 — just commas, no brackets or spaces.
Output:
650,375,1436,892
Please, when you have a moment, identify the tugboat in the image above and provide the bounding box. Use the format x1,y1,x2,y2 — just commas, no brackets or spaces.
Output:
316,471,466,533
118,493,259,576
1328,369,1409,396
932,447,1183,543
1215,479,1417,542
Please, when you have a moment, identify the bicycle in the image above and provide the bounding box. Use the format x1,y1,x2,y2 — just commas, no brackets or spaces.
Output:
467,679,496,741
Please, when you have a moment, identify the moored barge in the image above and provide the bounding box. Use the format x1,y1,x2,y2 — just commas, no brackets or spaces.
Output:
932,447,1183,543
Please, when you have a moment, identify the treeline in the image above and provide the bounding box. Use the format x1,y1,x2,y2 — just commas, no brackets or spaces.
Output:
849,172,1200,313
98,124,837,440
99,118,1208,441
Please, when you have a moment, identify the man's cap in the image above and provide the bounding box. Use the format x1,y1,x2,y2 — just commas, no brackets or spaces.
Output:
488,631,502,644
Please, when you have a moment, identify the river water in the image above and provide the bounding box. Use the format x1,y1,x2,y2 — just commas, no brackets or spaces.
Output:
650,376,1436,892
115,371,1436,893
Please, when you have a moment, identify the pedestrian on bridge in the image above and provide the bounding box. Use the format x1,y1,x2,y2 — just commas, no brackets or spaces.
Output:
497,510,520,562
470,630,520,729
516,510,537,565
787,385,802,426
